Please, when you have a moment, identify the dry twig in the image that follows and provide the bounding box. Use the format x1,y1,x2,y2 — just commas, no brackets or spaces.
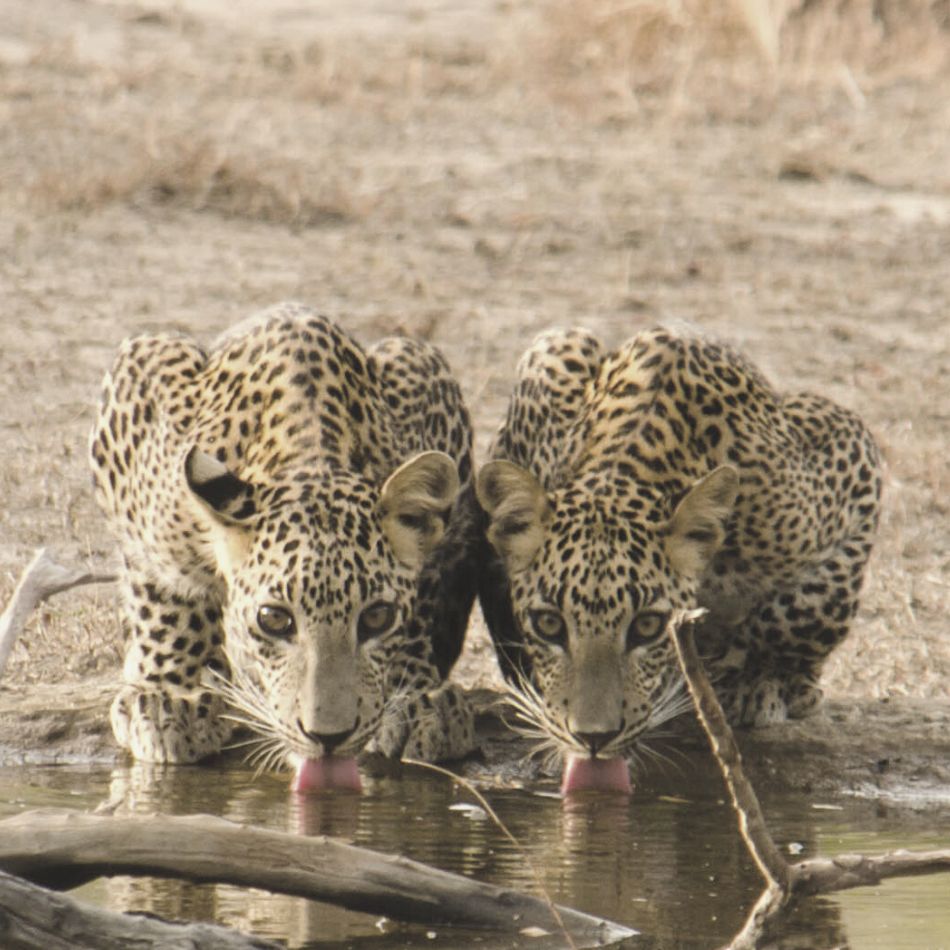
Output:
406,757,584,949
0,549,116,679
666,609,950,949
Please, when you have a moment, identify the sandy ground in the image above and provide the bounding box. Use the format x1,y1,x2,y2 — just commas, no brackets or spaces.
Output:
1,0,949,793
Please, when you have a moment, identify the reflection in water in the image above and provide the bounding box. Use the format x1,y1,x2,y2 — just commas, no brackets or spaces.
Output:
89,762,825,947
1,760,949,949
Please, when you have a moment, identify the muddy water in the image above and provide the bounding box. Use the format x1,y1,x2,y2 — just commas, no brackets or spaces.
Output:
1,762,948,949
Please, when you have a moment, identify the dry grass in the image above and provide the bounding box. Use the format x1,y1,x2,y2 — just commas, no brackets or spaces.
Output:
7,27,495,222
534,0,950,114
25,120,360,226
9,1,947,220
262,36,496,103
1,0,948,714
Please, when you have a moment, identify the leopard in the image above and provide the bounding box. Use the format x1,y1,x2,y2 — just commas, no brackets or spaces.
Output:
90,302,479,782
475,326,882,792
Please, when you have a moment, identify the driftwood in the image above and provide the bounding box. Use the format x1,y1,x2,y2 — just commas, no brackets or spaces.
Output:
667,609,950,950
0,549,115,678
0,809,634,946
0,868,280,950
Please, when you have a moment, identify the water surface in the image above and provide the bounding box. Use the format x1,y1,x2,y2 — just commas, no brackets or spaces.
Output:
1,761,947,948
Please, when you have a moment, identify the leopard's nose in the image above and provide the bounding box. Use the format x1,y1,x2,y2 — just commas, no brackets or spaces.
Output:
297,719,357,755
573,725,623,756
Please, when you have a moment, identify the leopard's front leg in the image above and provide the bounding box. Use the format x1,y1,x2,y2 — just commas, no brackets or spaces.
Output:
372,658,476,763
111,572,232,763
401,683,476,762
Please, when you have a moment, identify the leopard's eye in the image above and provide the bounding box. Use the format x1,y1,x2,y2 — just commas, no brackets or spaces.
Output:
528,608,568,647
357,601,398,644
257,605,296,640
625,611,668,650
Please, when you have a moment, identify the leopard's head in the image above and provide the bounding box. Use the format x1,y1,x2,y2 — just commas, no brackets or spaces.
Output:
477,460,737,785
184,447,458,772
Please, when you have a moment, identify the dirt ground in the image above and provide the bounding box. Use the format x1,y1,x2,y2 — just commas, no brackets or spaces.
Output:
1,0,949,801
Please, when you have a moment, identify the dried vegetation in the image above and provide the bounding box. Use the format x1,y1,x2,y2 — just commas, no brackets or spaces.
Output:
537,0,950,114
1,0,948,710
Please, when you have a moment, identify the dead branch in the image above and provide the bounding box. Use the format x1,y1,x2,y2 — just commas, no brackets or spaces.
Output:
791,849,950,895
0,808,634,945
0,549,116,678
720,883,786,950
0,868,280,950
667,609,790,892
406,756,580,950
666,610,950,949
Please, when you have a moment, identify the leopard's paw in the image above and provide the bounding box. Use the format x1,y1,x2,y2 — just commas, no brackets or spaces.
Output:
111,685,232,764
727,679,787,727
784,676,823,720
402,683,477,762
371,683,476,762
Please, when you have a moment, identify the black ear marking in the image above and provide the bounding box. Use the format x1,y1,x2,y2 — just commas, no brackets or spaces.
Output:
184,446,257,521
494,515,532,538
684,527,718,544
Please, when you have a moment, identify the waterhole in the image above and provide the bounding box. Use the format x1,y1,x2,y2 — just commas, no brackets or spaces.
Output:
1,761,948,949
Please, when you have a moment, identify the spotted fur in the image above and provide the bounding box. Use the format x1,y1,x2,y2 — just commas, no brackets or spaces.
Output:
91,303,477,765
477,327,882,765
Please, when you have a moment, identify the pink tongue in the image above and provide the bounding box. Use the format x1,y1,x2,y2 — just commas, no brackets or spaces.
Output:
561,755,631,795
292,756,362,793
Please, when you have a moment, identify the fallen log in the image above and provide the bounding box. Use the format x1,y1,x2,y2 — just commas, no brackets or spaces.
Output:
0,868,280,950
0,809,634,945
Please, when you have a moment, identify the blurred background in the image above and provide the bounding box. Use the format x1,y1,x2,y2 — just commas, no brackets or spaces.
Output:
1,0,948,704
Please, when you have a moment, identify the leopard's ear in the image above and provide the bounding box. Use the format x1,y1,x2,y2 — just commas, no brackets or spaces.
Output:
379,451,460,568
184,447,258,524
184,447,258,575
476,460,550,574
665,465,738,577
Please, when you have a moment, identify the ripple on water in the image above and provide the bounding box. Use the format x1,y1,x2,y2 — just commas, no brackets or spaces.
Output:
1,761,948,949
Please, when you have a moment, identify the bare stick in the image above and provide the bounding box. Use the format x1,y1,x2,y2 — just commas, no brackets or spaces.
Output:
0,868,280,950
667,609,790,892
406,757,582,949
721,883,786,950
0,808,634,944
666,609,950,949
0,548,116,678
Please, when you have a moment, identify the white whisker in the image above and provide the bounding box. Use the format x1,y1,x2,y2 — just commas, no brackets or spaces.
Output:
205,655,315,769
635,736,688,776
500,664,696,780
503,675,588,757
